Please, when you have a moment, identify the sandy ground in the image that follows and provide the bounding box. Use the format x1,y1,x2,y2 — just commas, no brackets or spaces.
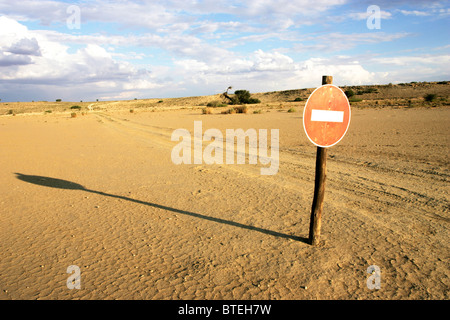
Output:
0,106,448,300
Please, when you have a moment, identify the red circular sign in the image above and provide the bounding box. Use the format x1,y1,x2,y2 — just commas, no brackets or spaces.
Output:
303,84,351,148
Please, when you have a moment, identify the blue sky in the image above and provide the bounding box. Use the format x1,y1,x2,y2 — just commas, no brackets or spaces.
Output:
0,0,448,102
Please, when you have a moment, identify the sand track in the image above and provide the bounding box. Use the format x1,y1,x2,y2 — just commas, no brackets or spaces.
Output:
95,111,449,221
92,111,450,276
94,110,449,241
0,107,448,299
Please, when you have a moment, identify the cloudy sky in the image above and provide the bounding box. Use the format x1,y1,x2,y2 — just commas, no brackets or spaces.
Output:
0,0,449,102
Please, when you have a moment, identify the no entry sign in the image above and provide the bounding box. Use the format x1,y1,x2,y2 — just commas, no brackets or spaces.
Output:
303,84,351,148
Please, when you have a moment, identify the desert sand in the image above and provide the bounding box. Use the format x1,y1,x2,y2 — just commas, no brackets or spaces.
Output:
0,87,449,300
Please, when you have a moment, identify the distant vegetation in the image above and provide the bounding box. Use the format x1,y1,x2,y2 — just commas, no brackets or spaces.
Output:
1,81,448,116
424,93,437,102
202,105,249,115
221,106,248,114
349,97,363,103
235,106,248,113
206,101,228,108
230,90,260,105
357,87,379,95
221,87,261,105
202,107,212,114
345,89,355,98
345,87,378,97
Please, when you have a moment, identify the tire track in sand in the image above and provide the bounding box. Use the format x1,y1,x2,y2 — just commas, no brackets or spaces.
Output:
93,112,449,239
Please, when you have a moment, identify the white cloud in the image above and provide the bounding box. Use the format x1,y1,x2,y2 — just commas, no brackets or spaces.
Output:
287,56,378,88
0,16,41,67
239,0,345,17
345,10,392,20
251,49,295,72
0,16,162,101
436,8,450,17
399,9,431,16
0,0,348,33
7,38,41,56
371,54,450,66
170,49,378,94
0,52,33,67
293,32,409,53
0,0,181,30
0,1,448,101
1,14,446,102
173,49,296,75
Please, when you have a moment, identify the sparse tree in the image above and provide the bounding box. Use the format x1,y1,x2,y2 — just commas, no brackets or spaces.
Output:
221,87,260,105
221,86,234,103
233,89,260,104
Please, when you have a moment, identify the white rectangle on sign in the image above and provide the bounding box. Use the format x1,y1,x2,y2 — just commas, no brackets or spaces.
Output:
311,109,344,122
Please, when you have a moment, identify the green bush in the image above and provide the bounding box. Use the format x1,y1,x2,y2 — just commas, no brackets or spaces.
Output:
424,94,437,102
70,105,81,110
344,89,355,98
230,90,261,105
247,98,261,104
287,107,296,113
234,90,251,103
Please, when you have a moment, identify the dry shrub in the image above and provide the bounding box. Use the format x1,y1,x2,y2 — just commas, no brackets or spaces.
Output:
221,107,236,114
235,106,248,113
202,107,212,114
71,112,77,118
221,106,249,114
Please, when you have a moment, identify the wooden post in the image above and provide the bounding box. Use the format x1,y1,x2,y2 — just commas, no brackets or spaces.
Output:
308,75,332,246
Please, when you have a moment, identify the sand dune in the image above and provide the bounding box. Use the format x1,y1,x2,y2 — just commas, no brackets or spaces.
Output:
0,102,448,299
